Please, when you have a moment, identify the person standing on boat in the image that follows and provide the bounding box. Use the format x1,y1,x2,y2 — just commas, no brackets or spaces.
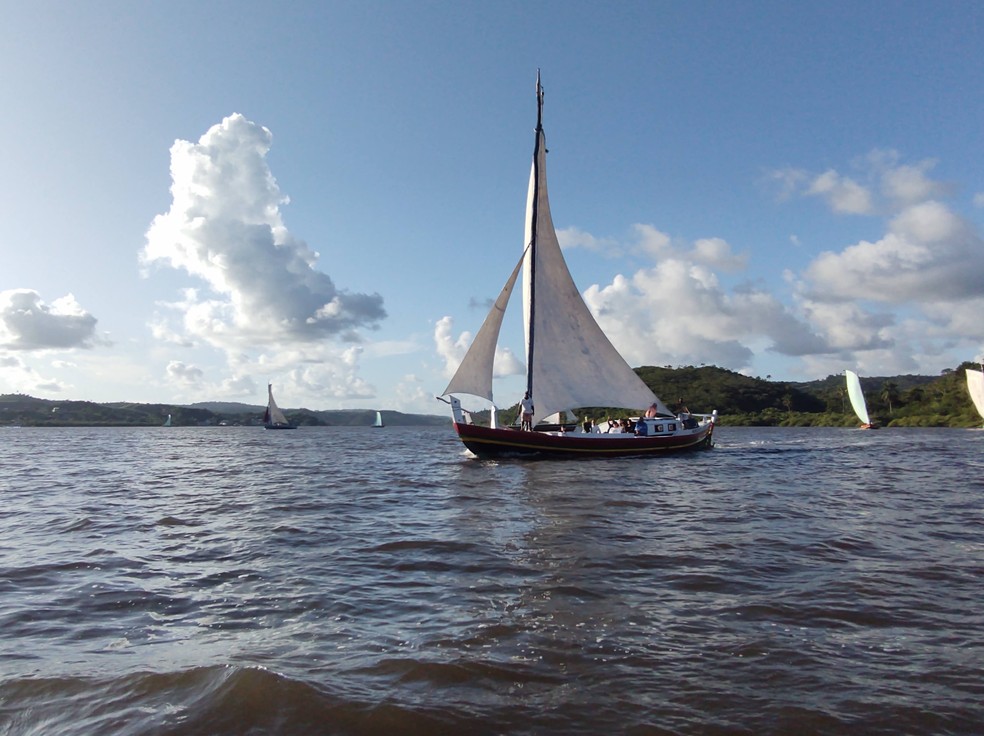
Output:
520,392,534,431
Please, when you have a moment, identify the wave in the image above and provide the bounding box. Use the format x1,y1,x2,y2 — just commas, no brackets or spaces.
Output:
0,665,501,736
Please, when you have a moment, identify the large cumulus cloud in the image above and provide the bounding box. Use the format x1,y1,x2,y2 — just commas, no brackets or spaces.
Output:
142,113,385,350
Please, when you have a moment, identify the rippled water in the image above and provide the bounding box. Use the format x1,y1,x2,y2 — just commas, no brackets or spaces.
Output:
1,426,982,735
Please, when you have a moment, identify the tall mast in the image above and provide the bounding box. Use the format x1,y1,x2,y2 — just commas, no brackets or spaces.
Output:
526,70,543,398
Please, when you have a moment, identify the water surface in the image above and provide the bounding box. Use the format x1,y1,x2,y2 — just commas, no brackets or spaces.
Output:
1,426,981,734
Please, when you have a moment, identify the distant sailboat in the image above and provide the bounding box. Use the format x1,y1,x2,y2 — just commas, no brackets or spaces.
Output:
163,414,172,427
372,410,385,428
263,384,295,430
845,370,877,429
966,367,984,427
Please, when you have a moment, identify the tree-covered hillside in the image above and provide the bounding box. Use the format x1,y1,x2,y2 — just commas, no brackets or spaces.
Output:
637,362,982,428
491,362,983,428
0,394,446,427
2,361,981,427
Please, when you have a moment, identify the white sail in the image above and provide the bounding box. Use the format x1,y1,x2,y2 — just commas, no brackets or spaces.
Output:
163,414,171,427
373,410,385,428
845,370,870,425
441,250,527,403
443,73,673,426
266,384,290,426
520,78,668,425
966,368,984,421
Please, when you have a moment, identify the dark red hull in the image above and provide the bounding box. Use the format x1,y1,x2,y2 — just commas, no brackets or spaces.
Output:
452,422,714,459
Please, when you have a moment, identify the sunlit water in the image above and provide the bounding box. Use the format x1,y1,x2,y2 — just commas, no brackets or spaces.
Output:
1,426,982,735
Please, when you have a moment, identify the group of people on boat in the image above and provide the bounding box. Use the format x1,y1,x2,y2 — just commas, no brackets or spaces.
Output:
522,394,696,434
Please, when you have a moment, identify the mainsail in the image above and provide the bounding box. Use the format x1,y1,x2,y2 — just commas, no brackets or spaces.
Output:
966,368,984,422
443,72,670,425
845,370,870,425
265,383,290,426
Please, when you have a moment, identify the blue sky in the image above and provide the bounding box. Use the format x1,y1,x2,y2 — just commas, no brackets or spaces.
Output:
2,1,983,415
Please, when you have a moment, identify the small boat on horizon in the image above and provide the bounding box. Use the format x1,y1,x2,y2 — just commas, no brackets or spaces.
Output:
372,410,385,428
263,384,296,430
438,73,715,459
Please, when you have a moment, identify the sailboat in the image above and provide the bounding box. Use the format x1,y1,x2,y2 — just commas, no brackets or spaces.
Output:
845,369,877,429
966,366,984,427
263,383,295,430
163,414,171,427
438,73,716,459
373,410,385,428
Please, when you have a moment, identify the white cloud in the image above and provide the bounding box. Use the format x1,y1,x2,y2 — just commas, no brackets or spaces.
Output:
806,170,874,215
879,160,947,207
391,373,431,413
582,257,825,371
0,352,72,396
802,200,984,303
796,300,894,351
770,150,950,218
166,360,205,385
557,226,619,255
690,237,748,273
921,297,984,341
434,316,470,378
631,224,673,258
768,167,808,201
0,290,102,351
157,345,376,404
142,113,386,352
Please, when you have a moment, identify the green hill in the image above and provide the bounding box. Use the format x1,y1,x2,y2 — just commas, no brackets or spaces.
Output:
0,394,446,427
482,361,983,428
638,362,980,428
1,361,980,428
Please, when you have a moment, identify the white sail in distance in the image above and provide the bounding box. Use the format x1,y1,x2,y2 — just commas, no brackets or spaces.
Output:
266,384,289,426
966,368,984,422
845,370,871,425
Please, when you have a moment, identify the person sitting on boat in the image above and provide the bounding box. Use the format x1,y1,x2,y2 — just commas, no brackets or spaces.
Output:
673,397,699,429
520,392,534,431
645,402,659,418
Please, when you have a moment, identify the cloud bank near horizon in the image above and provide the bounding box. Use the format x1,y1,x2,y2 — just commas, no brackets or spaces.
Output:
436,149,984,384
0,289,104,396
